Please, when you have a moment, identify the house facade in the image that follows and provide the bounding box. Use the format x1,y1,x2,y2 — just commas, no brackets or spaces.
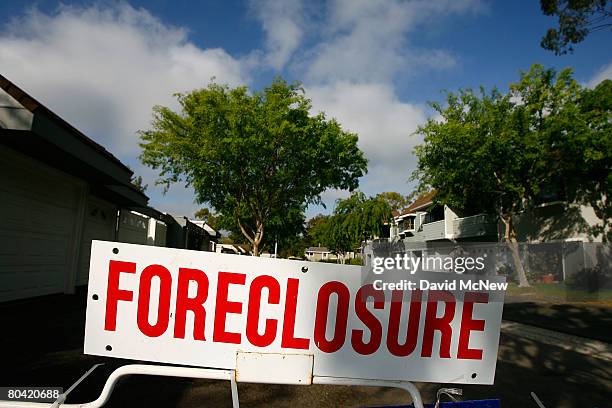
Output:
365,190,608,282
166,217,220,252
305,246,336,262
0,75,217,302
305,247,358,262
390,191,499,243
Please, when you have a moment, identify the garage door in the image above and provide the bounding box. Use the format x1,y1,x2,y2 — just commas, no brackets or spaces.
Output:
76,196,117,285
0,146,83,302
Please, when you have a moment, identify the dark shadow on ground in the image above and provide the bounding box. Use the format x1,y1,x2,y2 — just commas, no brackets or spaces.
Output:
1,291,610,407
503,302,612,343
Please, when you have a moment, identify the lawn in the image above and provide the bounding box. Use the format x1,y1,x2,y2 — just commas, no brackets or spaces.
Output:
505,282,612,304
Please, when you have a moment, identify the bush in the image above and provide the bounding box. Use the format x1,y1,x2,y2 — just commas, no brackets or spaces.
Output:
347,257,363,266
315,257,363,265
565,266,612,292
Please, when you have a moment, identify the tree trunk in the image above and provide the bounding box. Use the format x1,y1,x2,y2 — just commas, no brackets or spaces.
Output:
252,221,264,257
502,214,530,287
236,217,264,257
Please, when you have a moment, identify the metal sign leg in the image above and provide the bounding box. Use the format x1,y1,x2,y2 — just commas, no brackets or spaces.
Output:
230,371,239,408
0,365,424,408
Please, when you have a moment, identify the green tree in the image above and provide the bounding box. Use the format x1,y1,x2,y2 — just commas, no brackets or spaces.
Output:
259,206,306,257
127,166,148,193
305,214,331,248
130,175,148,193
194,207,220,231
540,0,611,54
573,79,612,240
326,192,393,262
139,78,367,256
413,64,611,286
376,191,411,212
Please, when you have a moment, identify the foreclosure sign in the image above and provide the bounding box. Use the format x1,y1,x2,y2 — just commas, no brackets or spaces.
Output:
84,241,505,384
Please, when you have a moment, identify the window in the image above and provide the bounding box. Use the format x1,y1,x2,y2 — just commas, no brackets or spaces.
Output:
423,205,444,224
398,216,415,231
404,217,415,230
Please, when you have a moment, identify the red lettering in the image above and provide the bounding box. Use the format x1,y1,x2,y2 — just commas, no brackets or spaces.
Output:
174,268,209,340
457,292,488,359
351,284,384,355
281,278,310,349
137,264,172,337
387,290,422,356
421,290,456,358
105,260,135,331
314,281,350,353
246,275,280,347
213,272,245,344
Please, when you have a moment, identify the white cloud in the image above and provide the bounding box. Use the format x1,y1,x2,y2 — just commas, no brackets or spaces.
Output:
588,61,612,88
300,0,484,83
307,82,426,201
0,3,246,157
249,0,305,70
0,3,248,216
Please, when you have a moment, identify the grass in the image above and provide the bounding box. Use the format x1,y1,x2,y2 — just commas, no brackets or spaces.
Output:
505,282,612,304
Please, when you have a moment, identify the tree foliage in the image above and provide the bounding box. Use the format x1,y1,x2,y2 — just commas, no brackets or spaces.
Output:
570,78,612,239
259,205,306,256
540,0,611,54
130,175,148,193
194,208,220,231
376,191,411,212
311,192,392,261
413,64,611,285
305,214,331,248
139,78,367,255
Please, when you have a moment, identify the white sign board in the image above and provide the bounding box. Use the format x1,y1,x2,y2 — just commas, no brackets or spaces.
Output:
84,241,505,384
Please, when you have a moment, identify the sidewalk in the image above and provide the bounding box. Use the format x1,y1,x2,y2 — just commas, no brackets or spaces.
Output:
501,320,612,361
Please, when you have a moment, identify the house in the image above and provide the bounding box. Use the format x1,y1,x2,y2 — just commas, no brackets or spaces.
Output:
366,190,608,281
390,191,498,243
117,210,168,246
0,74,214,302
216,243,250,255
166,217,220,252
304,247,358,262
305,246,336,261
190,219,221,252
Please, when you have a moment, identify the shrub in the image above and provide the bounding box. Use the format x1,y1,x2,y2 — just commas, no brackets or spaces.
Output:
565,266,612,292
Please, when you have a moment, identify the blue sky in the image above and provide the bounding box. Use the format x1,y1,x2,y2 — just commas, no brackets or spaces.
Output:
1,0,610,218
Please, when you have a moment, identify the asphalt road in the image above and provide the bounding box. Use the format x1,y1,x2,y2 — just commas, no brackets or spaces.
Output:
0,293,610,407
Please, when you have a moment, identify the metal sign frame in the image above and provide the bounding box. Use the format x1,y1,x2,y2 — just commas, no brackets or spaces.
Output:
0,363,425,408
